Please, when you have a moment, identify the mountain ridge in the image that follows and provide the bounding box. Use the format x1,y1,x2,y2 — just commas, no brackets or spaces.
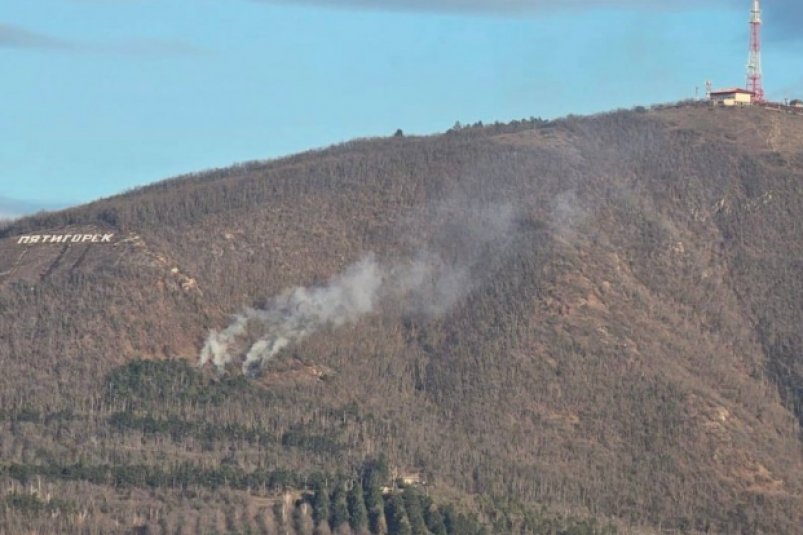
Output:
2,103,803,534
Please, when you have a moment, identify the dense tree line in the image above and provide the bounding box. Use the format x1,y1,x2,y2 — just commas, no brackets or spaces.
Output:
0,455,617,535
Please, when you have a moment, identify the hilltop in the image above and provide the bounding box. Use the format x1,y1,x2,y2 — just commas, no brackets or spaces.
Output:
2,103,803,534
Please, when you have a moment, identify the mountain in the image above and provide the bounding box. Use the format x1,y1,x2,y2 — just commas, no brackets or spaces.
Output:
2,103,803,534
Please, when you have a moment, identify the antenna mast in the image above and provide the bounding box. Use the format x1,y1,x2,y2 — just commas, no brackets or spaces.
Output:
746,0,764,102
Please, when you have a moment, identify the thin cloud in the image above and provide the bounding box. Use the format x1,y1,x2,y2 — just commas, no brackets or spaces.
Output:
0,23,205,56
259,0,801,41
52,0,803,40
0,196,70,219
105,40,207,57
0,24,74,49
258,0,670,14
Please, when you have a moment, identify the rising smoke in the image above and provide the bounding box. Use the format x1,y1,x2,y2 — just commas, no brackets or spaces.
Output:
200,200,516,375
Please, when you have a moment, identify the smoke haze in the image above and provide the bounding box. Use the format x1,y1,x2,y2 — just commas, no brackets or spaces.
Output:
200,200,516,375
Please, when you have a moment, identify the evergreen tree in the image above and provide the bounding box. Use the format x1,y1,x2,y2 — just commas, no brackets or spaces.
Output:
364,472,387,534
348,479,369,532
367,455,389,488
332,483,351,530
386,493,411,535
424,507,447,535
313,482,332,529
401,487,428,535
441,506,481,535
441,505,456,535
364,475,384,511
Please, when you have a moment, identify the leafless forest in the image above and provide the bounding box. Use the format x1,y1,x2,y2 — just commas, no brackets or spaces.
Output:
2,104,803,534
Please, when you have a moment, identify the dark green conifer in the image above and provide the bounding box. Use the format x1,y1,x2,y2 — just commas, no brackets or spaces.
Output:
349,479,369,531
364,470,387,534
313,481,332,528
425,507,447,535
386,493,411,535
332,482,351,530
402,487,428,535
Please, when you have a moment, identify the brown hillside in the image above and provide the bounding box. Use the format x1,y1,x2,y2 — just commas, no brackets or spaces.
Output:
2,104,803,534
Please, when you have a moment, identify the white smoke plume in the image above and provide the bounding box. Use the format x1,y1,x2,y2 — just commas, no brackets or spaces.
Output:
200,201,516,375
200,253,474,375
200,255,377,374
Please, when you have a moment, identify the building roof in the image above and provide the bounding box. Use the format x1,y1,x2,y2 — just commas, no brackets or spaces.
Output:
710,88,754,96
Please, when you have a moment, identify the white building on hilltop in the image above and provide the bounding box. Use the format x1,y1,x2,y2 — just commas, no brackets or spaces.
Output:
710,88,754,106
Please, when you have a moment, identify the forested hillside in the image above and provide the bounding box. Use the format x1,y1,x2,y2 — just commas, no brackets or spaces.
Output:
2,103,803,534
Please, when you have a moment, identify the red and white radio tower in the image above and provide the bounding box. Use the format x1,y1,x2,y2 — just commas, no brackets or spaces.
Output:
746,0,764,102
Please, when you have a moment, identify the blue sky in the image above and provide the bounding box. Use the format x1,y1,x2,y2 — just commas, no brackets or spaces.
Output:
2,0,802,214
